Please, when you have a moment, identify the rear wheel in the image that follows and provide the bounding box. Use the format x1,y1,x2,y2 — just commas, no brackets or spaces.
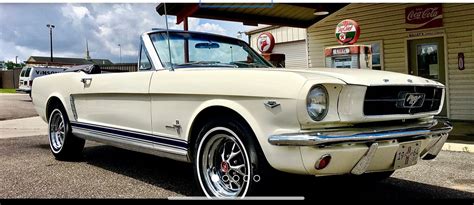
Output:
48,106,85,160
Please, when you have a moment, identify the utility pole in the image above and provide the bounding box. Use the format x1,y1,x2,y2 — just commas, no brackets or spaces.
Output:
46,24,55,62
15,56,18,64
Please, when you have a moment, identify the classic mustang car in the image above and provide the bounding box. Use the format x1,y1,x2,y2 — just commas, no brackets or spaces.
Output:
32,29,452,198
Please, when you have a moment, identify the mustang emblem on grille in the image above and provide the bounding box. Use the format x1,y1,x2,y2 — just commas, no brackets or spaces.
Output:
403,93,425,108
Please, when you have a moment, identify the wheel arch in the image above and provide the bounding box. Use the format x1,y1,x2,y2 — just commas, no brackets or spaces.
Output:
45,93,68,122
186,100,264,160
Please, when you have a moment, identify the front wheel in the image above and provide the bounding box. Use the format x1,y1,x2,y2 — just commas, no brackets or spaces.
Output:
193,118,264,198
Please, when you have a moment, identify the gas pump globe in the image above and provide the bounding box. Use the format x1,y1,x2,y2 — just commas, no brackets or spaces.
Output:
325,19,372,69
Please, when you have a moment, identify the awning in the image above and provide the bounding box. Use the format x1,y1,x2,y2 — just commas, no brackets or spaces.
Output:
156,3,348,28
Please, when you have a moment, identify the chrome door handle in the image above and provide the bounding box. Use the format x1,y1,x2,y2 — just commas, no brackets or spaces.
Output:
81,77,92,84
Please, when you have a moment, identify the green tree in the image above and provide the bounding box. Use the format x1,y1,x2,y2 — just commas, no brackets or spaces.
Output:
4,61,25,70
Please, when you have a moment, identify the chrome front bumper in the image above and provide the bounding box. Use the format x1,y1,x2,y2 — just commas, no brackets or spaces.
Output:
269,119,452,175
268,119,452,147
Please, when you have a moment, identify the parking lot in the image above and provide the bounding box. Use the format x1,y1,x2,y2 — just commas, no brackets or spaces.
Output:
0,94,473,199
0,94,37,121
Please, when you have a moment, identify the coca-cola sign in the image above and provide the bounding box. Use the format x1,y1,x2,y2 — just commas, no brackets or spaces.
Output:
406,4,443,31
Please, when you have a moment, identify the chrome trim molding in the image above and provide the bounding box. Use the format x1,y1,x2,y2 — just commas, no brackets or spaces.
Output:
69,95,78,121
73,128,189,162
350,143,379,175
268,119,452,146
422,133,448,160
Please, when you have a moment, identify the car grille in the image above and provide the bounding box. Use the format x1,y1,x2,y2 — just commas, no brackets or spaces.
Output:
363,86,443,116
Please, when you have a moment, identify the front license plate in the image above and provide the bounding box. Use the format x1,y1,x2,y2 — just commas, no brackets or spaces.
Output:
394,141,421,169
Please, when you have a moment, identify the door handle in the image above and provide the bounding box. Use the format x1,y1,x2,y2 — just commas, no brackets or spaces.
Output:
81,77,92,84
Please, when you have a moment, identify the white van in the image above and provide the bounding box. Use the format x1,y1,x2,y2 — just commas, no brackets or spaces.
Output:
17,66,66,96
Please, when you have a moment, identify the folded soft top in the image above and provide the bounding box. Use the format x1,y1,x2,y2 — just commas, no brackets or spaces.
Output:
64,64,101,74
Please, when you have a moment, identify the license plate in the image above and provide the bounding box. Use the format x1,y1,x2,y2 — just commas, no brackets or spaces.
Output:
394,141,421,169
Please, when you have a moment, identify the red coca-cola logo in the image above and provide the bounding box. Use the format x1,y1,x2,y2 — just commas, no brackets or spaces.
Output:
407,8,439,21
405,4,443,31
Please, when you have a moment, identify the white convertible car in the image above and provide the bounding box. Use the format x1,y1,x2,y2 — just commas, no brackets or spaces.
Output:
32,29,452,198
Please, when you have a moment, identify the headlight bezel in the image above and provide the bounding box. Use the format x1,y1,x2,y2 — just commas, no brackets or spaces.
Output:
306,85,329,121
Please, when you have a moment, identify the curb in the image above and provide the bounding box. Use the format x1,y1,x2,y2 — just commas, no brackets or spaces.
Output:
442,142,474,153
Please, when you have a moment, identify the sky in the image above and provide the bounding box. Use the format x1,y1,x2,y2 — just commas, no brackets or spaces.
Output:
0,3,258,64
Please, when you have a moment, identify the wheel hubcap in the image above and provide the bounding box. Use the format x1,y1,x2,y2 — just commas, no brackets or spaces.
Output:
200,132,250,198
49,110,65,152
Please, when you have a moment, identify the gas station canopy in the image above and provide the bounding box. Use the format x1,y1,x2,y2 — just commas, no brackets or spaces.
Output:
155,3,348,28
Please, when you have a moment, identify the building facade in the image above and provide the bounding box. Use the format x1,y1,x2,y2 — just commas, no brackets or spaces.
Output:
307,3,473,120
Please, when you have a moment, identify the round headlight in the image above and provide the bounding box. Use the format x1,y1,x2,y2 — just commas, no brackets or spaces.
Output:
306,85,328,121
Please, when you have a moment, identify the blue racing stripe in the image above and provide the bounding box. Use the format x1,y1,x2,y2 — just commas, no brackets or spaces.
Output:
71,122,188,149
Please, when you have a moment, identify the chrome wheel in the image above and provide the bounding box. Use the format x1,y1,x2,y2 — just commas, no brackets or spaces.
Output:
49,109,66,153
197,127,251,198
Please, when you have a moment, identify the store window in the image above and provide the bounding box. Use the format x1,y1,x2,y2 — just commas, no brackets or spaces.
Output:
369,41,383,70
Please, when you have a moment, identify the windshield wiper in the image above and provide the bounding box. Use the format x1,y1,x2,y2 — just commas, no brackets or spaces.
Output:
174,61,238,68
230,61,268,68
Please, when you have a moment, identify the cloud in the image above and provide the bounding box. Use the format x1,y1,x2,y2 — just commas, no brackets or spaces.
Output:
189,19,226,35
0,3,253,63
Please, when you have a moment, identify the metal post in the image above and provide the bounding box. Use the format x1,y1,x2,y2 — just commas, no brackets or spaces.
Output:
46,24,55,62
50,28,53,62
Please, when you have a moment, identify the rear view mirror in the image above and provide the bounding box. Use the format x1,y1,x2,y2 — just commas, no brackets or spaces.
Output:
195,42,220,49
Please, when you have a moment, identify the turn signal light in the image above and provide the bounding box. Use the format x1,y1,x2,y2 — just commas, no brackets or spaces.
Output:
315,154,331,170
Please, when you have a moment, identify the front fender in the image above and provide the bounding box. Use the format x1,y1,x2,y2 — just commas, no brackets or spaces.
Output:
186,99,264,143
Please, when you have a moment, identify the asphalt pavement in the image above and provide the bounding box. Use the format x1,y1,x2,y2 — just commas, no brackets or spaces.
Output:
0,94,37,121
0,135,472,199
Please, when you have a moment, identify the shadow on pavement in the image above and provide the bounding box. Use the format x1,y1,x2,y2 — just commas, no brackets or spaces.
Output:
80,144,474,199
82,145,198,196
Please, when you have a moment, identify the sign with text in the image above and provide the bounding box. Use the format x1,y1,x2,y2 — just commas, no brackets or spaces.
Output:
407,29,444,38
406,4,443,31
335,19,360,45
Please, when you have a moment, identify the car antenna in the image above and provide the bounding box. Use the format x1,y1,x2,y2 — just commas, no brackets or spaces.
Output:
164,3,174,71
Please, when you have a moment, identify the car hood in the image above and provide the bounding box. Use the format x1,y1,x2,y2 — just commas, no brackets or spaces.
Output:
281,68,444,87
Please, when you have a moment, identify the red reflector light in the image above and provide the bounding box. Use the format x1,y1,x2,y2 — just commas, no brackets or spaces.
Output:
315,154,331,170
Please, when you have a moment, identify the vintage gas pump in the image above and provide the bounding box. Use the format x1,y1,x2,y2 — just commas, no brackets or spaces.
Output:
257,32,285,68
325,19,372,69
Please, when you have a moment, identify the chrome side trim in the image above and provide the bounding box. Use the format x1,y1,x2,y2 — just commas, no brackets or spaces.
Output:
73,128,189,162
69,95,78,121
350,143,379,175
268,119,452,146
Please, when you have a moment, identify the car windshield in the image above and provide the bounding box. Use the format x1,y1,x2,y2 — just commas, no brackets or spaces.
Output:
150,31,273,69
25,68,31,77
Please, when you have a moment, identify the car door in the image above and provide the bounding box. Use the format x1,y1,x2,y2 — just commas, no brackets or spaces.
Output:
72,45,155,135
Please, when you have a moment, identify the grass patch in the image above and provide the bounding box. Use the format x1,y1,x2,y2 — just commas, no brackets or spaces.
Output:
0,89,16,93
